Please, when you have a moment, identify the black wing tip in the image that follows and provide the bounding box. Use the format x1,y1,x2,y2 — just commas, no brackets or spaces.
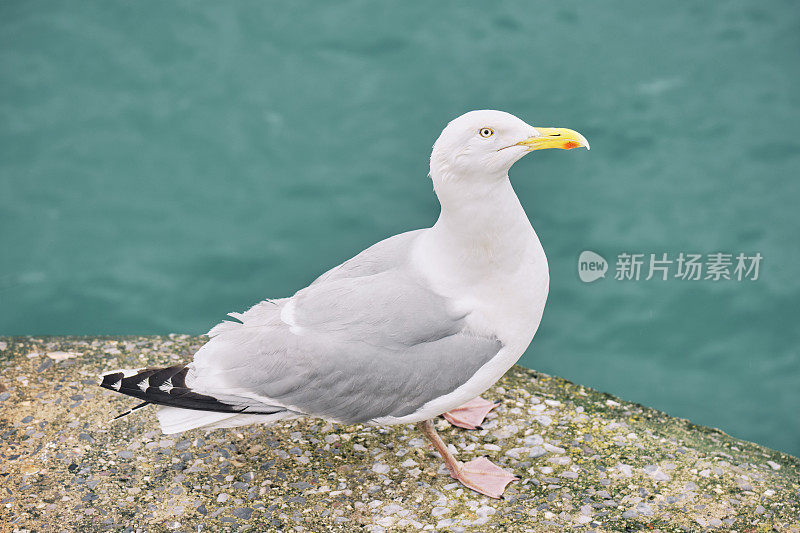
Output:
97,365,246,414
97,364,279,416
99,372,124,390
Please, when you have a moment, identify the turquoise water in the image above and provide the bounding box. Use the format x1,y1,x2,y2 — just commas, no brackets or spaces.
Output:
1,1,798,456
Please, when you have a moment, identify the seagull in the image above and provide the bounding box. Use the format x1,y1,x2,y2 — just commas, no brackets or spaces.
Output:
100,110,589,498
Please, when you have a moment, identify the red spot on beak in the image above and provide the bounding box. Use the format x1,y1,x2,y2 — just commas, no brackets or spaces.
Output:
564,141,580,150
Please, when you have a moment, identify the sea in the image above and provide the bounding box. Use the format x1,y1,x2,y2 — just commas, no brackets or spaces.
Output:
1,1,798,456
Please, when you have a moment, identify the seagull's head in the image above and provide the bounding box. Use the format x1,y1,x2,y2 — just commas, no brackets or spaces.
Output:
430,110,589,184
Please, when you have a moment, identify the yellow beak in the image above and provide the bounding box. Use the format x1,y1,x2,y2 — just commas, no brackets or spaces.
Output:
516,127,590,151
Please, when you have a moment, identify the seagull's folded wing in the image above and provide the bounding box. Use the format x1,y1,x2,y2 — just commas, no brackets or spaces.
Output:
188,231,503,424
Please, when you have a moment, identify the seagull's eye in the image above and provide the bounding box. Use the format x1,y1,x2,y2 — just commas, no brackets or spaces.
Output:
479,127,494,138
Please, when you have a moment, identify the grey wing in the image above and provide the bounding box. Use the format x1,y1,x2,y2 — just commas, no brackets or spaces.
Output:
309,229,425,286
189,231,503,424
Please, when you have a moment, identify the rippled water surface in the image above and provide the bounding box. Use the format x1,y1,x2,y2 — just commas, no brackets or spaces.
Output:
1,1,798,455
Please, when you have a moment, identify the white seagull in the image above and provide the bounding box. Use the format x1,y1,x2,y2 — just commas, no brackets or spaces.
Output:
100,110,589,498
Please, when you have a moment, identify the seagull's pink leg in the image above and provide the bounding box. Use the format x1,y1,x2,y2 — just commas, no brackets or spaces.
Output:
442,396,498,430
417,419,517,499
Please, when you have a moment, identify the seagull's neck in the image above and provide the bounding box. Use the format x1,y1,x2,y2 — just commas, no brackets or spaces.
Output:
424,174,537,272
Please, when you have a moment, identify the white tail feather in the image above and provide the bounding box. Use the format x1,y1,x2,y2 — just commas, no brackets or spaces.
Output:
157,407,238,434
203,412,295,431
157,406,294,434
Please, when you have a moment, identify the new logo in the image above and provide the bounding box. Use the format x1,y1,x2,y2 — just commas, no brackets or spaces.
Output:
578,251,608,283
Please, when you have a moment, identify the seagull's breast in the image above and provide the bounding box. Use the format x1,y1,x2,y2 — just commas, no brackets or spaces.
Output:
460,234,549,352
412,223,549,353
379,230,548,424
